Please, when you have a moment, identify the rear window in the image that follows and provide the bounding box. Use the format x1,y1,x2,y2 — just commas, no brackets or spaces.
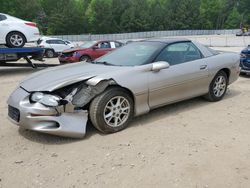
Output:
205,46,219,55
0,14,7,21
115,42,123,48
46,40,65,44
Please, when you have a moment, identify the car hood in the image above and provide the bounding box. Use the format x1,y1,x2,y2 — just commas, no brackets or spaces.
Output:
63,47,87,53
20,62,127,92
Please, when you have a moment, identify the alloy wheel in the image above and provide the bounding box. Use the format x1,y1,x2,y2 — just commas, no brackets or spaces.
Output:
213,75,226,97
10,34,24,47
103,96,130,128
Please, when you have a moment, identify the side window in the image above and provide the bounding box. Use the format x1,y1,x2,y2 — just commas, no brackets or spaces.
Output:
0,14,7,21
155,42,202,66
46,40,52,44
56,40,65,44
98,42,111,49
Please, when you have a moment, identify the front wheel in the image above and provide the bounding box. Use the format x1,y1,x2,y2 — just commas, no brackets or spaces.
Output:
90,87,134,134
204,71,228,102
80,55,91,62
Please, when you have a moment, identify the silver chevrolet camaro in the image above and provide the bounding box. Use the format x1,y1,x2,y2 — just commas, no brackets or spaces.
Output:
7,39,240,138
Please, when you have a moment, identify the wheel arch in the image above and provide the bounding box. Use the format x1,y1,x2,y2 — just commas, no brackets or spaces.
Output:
218,68,231,82
83,83,136,113
45,48,55,52
107,85,135,103
6,31,27,43
80,54,92,61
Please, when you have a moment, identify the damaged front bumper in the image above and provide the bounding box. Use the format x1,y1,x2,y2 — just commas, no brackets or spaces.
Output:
7,87,88,138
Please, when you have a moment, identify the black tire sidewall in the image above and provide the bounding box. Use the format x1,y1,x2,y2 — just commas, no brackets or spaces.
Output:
208,71,228,101
90,88,134,133
6,32,25,48
80,55,90,62
46,49,54,58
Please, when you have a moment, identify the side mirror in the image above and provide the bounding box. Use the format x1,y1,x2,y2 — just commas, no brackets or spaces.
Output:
151,61,170,72
92,46,99,50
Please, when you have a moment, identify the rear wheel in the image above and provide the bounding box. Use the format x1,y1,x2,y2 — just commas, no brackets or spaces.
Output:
6,32,26,48
45,49,55,58
204,71,228,102
80,55,91,62
90,87,134,134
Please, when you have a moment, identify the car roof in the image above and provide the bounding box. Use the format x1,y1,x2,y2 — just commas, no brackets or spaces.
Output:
44,37,64,41
97,40,122,43
145,38,191,44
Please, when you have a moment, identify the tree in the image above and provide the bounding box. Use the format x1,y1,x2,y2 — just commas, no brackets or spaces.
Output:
120,0,151,32
0,0,249,34
86,0,113,34
225,7,241,28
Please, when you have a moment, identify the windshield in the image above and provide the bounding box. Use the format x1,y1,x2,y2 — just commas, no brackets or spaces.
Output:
80,41,96,48
94,42,165,66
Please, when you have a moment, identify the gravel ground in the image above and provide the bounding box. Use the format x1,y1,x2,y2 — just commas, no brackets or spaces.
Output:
0,48,250,188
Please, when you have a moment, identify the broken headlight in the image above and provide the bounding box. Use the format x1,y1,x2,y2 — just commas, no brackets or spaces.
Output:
30,92,61,107
241,53,247,58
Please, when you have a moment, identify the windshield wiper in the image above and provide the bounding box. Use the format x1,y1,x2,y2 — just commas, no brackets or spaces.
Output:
91,61,114,66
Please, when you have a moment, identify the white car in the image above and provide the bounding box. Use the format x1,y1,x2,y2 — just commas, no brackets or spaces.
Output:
0,13,40,48
37,37,75,58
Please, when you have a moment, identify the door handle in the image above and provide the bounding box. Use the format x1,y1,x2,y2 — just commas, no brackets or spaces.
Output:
200,65,207,70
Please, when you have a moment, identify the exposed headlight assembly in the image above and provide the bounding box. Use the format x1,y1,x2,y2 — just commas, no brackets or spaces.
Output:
30,92,61,107
241,53,247,58
30,92,44,102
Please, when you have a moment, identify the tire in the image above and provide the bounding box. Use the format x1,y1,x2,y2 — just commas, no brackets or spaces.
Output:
59,61,67,64
204,71,228,102
90,87,134,134
6,32,26,48
45,49,55,58
80,55,91,62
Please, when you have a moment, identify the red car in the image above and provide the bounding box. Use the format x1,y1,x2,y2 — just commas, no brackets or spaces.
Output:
58,40,123,64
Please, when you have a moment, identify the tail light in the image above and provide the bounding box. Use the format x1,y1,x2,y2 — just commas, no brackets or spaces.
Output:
25,22,37,27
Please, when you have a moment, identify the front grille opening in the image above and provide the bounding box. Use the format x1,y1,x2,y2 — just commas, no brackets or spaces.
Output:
8,105,20,122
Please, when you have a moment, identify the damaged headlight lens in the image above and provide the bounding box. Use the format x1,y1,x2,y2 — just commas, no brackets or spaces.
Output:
30,92,44,102
30,92,61,107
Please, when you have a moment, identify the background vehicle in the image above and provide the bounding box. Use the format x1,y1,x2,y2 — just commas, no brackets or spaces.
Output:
0,13,40,48
236,27,250,36
37,37,75,58
240,45,250,74
58,40,123,63
7,39,240,138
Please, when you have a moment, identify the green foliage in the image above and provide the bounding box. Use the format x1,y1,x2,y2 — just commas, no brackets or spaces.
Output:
0,0,249,35
86,0,113,34
225,7,241,29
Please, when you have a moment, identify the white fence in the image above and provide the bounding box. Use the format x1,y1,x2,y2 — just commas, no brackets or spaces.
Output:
50,29,239,42
49,29,250,47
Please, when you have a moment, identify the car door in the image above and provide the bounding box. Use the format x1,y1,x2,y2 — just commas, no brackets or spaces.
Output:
92,41,112,59
50,39,68,53
149,42,209,108
0,14,9,44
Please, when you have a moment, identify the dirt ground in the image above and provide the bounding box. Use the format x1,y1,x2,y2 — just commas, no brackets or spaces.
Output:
0,48,250,188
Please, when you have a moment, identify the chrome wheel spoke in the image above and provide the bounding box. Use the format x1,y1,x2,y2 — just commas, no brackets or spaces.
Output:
213,75,226,97
114,117,119,126
103,96,130,128
105,112,113,119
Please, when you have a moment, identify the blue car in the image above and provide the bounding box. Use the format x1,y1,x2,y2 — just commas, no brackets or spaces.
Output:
240,45,250,74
